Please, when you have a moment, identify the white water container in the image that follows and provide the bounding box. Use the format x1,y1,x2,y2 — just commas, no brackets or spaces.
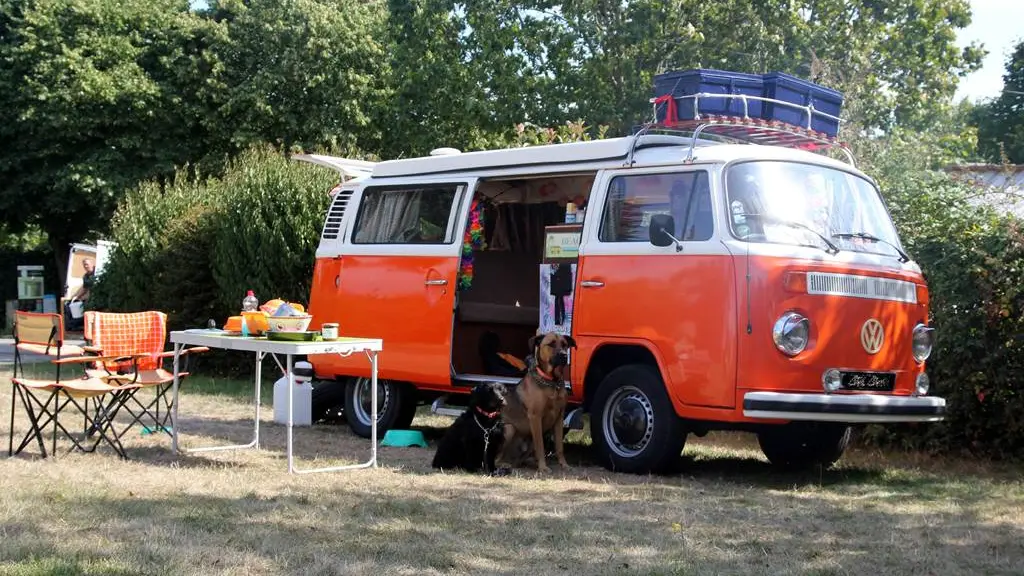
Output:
273,361,314,426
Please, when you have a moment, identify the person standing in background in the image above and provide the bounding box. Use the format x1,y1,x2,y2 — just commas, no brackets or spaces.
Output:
65,258,94,331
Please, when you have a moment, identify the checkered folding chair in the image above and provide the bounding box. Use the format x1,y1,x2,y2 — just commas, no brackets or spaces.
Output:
82,311,207,440
10,354,147,459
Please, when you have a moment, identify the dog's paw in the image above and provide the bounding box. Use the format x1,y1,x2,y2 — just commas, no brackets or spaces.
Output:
491,467,513,477
558,461,572,471
536,463,551,474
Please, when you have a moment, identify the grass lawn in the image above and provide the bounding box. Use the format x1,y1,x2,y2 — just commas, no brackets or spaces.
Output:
2,361,1023,575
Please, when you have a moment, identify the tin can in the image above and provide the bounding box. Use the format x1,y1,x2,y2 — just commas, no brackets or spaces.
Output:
321,323,339,340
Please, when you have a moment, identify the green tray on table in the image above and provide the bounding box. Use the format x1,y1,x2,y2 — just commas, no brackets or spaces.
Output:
266,330,323,342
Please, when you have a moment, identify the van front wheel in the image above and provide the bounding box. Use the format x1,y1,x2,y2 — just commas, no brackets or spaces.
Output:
344,377,415,438
590,365,686,474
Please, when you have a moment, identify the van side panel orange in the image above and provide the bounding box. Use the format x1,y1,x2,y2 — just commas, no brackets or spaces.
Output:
308,255,459,386
734,256,928,403
574,254,738,410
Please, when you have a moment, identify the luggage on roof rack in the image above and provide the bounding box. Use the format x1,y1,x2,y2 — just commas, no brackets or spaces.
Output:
652,69,845,138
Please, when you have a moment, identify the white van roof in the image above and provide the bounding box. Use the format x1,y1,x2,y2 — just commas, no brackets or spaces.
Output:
368,134,862,180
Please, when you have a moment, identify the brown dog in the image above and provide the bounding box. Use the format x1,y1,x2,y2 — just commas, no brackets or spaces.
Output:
496,332,576,473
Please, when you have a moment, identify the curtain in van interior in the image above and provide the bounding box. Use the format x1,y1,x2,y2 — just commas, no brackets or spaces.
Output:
354,190,424,243
486,202,563,255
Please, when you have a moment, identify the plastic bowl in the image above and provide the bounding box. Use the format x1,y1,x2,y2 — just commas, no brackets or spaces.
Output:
268,315,313,332
380,429,428,448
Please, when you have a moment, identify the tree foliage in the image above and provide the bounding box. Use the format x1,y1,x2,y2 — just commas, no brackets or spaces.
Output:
379,0,984,157
973,39,1024,164
205,0,389,156
0,0,226,279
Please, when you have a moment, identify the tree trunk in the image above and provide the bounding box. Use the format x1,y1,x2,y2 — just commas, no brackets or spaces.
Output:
48,231,69,297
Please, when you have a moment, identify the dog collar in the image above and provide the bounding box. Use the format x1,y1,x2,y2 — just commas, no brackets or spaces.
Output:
475,406,501,419
526,355,564,389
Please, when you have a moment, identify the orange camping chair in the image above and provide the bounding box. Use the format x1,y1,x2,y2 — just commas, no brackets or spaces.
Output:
10,354,148,459
9,311,150,458
82,311,207,440
10,310,84,377
8,311,84,456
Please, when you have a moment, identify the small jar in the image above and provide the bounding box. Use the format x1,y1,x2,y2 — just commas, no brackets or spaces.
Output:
321,323,339,340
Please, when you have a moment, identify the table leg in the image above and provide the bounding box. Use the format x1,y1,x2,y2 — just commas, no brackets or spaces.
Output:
178,350,263,454
254,351,262,450
370,349,378,468
287,353,294,474
170,343,183,455
290,348,380,475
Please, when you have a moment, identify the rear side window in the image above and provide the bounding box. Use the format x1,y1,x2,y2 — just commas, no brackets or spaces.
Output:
599,171,714,242
352,185,462,244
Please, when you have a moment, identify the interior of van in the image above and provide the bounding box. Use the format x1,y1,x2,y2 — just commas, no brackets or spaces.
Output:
451,173,596,383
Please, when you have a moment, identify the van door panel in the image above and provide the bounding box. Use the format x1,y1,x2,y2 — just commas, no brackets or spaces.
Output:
574,254,737,409
308,179,473,388
313,255,458,386
574,168,737,409
308,256,345,379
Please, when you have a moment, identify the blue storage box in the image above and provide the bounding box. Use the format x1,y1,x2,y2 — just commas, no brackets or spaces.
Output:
762,72,843,136
653,69,764,123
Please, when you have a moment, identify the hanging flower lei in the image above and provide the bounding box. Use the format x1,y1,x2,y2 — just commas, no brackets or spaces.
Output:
458,199,486,290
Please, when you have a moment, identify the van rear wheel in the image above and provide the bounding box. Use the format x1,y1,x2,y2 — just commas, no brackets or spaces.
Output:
756,422,851,470
590,365,686,474
344,377,415,438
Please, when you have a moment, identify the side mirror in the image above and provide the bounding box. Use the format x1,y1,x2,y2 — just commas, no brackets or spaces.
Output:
649,213,681,250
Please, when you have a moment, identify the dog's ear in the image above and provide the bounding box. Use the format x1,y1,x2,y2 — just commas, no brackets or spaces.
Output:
527,334,540,353
563,335,578,349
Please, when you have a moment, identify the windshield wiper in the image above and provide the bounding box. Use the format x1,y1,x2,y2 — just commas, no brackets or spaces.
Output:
832,232,909,263
738,213,841,255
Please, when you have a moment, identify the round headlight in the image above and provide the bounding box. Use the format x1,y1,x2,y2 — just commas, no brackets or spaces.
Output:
912,324,935,363
822,368,843,393
915,372,930,396
773,312,810,356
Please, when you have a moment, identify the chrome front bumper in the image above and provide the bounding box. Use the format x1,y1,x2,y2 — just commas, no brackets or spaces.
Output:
743,391,946,423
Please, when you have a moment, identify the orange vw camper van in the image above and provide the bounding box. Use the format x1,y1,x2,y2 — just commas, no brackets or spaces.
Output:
295,120,945,474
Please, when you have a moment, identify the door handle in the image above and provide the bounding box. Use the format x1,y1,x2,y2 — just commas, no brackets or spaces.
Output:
425,279,448,286
580,280,604,288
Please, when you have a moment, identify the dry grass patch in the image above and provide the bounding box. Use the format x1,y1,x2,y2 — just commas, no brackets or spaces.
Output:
2,362,1023,575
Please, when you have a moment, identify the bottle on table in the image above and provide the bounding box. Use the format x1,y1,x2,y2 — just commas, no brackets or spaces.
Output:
242,290,259,312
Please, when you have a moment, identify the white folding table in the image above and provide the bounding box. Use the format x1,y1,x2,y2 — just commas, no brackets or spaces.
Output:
169,329,383,474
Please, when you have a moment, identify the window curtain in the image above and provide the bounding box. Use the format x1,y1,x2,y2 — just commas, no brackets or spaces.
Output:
354,190,424,243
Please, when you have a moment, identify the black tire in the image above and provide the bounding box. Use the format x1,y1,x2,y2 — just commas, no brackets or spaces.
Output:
756,422,851,470
311,380,347,424
590,364,687,474
343,377,415,438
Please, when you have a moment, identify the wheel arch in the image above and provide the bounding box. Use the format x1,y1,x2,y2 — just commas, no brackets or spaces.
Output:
581,340,670,413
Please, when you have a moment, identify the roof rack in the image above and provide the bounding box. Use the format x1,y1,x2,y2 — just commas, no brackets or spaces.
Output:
630,93,856,167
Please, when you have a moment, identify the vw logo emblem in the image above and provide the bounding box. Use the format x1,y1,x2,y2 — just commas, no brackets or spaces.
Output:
860,319,884,354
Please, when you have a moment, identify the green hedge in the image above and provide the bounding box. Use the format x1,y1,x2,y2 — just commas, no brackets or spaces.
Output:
90,147,334,375
854,134,1024,459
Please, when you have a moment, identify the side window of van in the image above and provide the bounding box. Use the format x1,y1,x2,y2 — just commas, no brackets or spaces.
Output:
352,185,462,244
599,171,713,242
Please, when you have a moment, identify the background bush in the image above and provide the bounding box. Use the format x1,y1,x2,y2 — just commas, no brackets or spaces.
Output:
853,132,1024,459
210,148,333,313
92,146,335,331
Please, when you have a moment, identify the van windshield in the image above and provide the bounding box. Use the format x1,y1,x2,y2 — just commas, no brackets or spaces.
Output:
725,161,904,259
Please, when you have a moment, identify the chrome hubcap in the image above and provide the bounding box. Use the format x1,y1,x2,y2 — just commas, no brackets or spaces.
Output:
353,378,390,425
603,386,655,458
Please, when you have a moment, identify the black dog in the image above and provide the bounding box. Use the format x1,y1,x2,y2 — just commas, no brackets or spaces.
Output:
431,382,507,474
